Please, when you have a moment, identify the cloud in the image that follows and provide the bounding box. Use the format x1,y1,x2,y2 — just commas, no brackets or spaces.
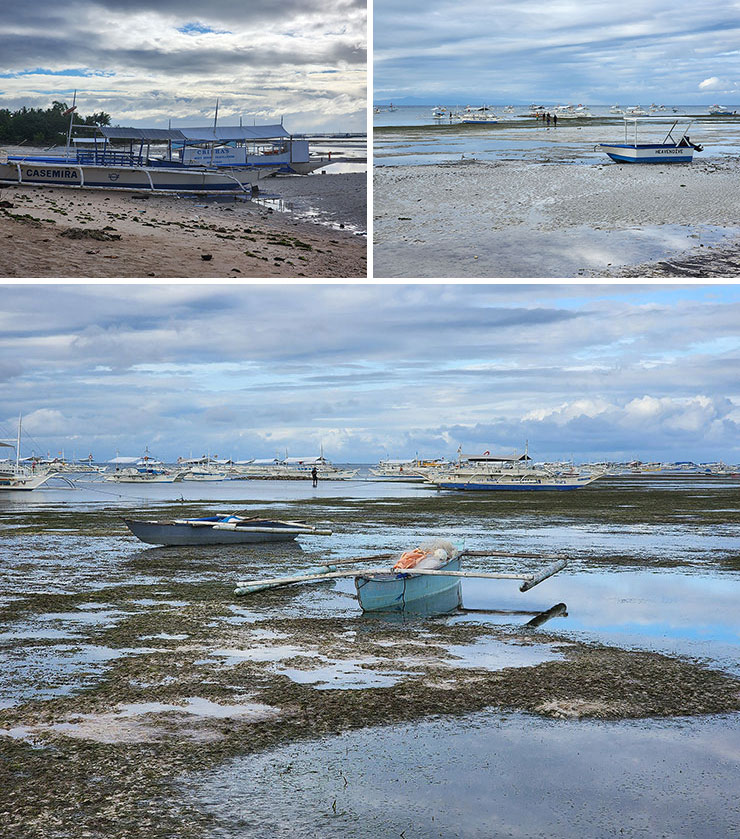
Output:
1,285,739,463
375,0,740,103
0,0,366,131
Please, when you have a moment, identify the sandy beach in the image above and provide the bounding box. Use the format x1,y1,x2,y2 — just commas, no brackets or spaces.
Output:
0,173,366,279
374,157,740,277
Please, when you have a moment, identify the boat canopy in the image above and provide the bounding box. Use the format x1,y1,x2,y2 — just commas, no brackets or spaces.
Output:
99,128,186,142
98,124,291,144
178,124,290,142
463,452,531,462
108,456,140,464
284,456,326,464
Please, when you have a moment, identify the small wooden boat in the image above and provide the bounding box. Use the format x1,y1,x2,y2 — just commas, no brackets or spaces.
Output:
125,514,332,546
355,553,463,612
234,541,568,615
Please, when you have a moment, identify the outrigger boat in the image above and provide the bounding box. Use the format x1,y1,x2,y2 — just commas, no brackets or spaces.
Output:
596,117,703,163
0,417,74,491
234,539,568,614
125,514,332,546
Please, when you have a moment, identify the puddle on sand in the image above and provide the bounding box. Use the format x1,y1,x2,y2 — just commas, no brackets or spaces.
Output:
375,222,738,278
207,645,410,689
442,637,563,670
184,710,740,839
0,697,282,744
0,643,173,704
456,569,740,675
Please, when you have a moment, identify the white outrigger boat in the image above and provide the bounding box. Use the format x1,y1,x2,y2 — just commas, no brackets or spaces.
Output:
596,117,703,163
234,539,568,615
0,417,74,491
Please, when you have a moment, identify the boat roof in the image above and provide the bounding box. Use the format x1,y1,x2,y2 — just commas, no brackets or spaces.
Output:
99,128,185,141
623,116,694,123
178,125,290,141
98,124,291,143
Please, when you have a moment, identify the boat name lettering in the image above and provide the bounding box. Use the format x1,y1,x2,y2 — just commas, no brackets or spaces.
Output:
25,168,79,179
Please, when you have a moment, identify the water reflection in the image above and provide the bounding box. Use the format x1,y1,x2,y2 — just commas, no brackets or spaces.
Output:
184,710,740,839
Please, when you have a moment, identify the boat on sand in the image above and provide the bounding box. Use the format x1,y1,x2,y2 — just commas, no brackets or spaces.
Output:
235,539,568,614
125,514,333,545
597,117,703,163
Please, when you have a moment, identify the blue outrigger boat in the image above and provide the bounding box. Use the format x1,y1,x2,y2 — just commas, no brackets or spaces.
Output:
235,542,568,614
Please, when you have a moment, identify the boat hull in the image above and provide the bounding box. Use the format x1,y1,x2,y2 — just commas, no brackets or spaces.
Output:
125,518,305,546
0,160,248,193
355,556,462,613
597,143,694,163
432,476,598,491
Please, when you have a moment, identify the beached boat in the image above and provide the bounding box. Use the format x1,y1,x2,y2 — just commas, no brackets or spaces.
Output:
0,154,254,194
125,514,332,546
597,117,703,163
234,539,569,615
355,551,463,612
0,417,74,490
0,456,65,490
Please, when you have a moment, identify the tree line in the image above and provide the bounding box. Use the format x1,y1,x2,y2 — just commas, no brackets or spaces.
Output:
0,101,112,146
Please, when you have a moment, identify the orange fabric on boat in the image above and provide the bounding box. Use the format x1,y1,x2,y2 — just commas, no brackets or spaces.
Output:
393,548,429,570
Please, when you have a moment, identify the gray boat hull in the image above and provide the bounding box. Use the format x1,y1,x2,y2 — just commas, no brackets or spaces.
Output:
125,519,304,546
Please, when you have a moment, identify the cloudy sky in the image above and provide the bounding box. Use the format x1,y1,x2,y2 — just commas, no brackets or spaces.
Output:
0,0,366,132
375,0,740,105
1,283,739,466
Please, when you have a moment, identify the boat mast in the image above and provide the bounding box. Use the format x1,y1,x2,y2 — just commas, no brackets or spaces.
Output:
15,414,21,468
211,98,219,166
65,90,77,161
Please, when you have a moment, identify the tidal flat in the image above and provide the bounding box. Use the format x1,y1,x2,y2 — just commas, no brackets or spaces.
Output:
373,156,740,279
1,476,739,837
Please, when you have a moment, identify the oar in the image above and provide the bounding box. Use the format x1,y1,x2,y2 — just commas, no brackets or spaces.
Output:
234,558,567,596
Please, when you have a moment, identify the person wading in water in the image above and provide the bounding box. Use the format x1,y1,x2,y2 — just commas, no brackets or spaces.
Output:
311,466,318,487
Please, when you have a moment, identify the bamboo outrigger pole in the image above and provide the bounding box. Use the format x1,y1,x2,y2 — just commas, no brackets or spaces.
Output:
234,558,567,597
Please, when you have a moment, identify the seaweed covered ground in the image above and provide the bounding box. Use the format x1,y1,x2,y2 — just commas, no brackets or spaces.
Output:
1,476,739,837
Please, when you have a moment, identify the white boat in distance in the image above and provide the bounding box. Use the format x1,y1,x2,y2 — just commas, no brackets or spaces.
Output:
105,450,185,483
369,457,450,481
421,447,604,491
597,117,703,163
0,417,73,490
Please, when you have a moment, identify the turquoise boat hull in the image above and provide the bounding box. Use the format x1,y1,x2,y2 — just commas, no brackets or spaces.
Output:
355,556,462,613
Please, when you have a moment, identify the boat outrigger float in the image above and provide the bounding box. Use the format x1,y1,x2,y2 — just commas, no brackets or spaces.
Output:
234,539,568,613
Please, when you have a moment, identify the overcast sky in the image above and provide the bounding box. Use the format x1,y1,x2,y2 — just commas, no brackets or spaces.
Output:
1,283,739,466
0,0,366,132
375,0,740,105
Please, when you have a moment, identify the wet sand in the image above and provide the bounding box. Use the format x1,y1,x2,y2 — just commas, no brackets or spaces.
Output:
0,173,366,279
374,157,740,278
